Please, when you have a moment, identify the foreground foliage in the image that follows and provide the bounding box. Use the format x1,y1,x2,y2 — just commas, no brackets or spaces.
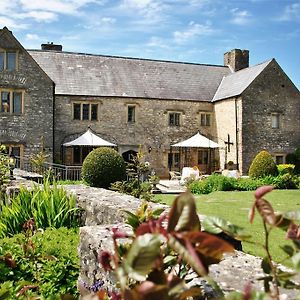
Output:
0,226,79,299
81,188,300,300
0,180,80,237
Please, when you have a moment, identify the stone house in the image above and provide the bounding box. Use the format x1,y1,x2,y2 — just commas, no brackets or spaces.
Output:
1,27,299,177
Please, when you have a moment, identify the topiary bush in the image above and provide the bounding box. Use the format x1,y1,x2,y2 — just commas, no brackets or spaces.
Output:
248,150,278,178
81,147,126,188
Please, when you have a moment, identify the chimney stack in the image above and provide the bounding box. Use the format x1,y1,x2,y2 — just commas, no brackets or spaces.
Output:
224,49,249,72
41,42,62,51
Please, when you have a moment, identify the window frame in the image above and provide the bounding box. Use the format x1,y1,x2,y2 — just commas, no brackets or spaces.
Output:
127,105,136,123
169,112,181,127
271,113,280,129
200,113,212,127
0,49,18,71
168,151,181,170
0,89,24,114
72,101,99,121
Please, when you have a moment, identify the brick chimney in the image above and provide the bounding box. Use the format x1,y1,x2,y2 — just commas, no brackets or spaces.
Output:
41,42,62,51
224,49,249,72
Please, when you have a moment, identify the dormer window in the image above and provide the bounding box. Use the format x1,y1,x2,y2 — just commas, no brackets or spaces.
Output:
0,50,17,71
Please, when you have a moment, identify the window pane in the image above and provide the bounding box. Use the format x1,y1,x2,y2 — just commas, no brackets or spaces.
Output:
275,155,284,165
91,104,98,121
11,146,20,157
73,147,81,164
201,114,205,126
174,153,180,167
175,113,180,126
169,113,180,126
128,106,135,122
7,52,16,70
82,147,90,162
1,91,10,113
206,114,211,126
13,92,22,113
73,103,81,120
82,104,89,120
272,114,279,128
0,52,4,70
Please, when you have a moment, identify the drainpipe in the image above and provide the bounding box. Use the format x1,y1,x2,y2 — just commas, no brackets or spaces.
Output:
52,82,56,163
235,98,239,171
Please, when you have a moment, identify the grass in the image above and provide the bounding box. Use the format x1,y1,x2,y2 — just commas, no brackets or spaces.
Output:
154,189,300,264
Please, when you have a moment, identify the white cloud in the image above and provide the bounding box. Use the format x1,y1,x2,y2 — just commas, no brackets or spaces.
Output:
17,11,58,22
99,17,116,25
121,0,167,24
147,36,171,49
173,21,215,44
230,8,251,25
278,3,300,21
0,16,28,30
19,0,105,15
25,33,40,40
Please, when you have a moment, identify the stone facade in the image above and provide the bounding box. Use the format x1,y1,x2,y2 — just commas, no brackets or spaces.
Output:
241,60,300,172
1,27,299,177
56,96,217,177
0,28,54,161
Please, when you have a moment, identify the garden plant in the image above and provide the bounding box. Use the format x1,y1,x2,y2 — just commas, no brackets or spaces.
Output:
82,147,126,188
81,187,300,300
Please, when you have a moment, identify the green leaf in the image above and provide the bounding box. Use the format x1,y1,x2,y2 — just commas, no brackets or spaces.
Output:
202,216,224,234
292,253,300,272
124,233,162,281
261,257,271,274
280,245,294,257
167,192,200,233
283,211,300,222
202,216,251,240
152,208,165,218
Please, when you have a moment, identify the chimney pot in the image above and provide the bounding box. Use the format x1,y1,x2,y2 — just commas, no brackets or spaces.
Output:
224,49,249,72
41,43,62,51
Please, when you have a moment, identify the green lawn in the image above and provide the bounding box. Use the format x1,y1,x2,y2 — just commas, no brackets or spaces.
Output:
154,190,300,264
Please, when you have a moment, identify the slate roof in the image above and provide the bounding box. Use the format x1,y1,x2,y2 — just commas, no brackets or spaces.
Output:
28,50,230,101
212,60,272,101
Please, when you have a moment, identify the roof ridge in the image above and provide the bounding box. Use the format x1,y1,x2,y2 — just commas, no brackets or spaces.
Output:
27,49,228,68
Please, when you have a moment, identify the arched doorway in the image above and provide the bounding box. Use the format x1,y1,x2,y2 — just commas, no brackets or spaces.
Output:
122,150,138,163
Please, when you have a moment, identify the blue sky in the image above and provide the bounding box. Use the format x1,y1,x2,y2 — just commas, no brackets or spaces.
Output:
1,0,300,89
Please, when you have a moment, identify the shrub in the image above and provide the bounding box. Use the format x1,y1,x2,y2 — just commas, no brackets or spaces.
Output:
0,145,10,188
187,174,236,194
81,147,126,188
277,164,295,175
234,177,265,191
0,227,79,299
248,150,278,178
0,180,80,237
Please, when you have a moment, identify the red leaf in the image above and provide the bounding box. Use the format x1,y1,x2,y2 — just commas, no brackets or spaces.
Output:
255,186,273,200
286,222,300,240
16,285,38,297
4,253,16,268
167,192,200,233
98,251,113,271
255,197,276,225
185,231,235,260
249,202,256,224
